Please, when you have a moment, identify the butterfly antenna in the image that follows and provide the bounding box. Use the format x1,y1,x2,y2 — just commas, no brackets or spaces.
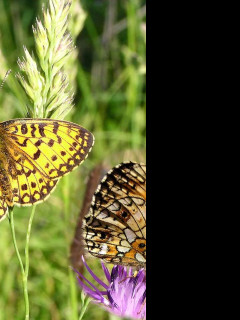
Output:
0,69,11,90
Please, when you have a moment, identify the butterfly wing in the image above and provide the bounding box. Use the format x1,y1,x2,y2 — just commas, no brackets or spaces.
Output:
0,166,13,221
0,185,8,221
0,118,94,208
84,162,146,268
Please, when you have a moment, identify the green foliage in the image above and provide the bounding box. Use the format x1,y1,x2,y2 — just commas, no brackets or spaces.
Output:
16,0,75,119
0,0,146,319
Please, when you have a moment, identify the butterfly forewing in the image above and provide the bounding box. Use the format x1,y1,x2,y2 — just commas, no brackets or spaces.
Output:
0,118,94,221
4,119,93,178
84,162,146,269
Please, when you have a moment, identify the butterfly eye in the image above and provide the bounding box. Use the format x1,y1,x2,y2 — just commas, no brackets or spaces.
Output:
139,243,146,249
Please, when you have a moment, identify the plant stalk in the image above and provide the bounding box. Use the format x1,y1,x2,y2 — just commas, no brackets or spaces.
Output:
8,205,36,320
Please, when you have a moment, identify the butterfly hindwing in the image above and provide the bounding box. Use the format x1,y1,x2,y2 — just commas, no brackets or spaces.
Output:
84,162,146,268
0,185,8,221
11,161,59,206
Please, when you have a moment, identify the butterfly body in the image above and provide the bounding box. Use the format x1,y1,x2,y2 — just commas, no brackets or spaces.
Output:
0,118,94,221
84,162,146,269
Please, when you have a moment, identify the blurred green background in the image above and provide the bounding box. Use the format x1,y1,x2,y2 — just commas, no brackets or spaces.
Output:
0,0,146,319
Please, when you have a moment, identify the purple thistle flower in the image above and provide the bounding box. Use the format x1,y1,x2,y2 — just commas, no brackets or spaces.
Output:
74,256,146,319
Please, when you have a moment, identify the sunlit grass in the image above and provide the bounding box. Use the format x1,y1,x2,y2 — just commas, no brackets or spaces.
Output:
0,0,146,319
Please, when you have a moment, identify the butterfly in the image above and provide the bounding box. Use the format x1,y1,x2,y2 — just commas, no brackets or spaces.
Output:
0,118,94,222
84,161,146,269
